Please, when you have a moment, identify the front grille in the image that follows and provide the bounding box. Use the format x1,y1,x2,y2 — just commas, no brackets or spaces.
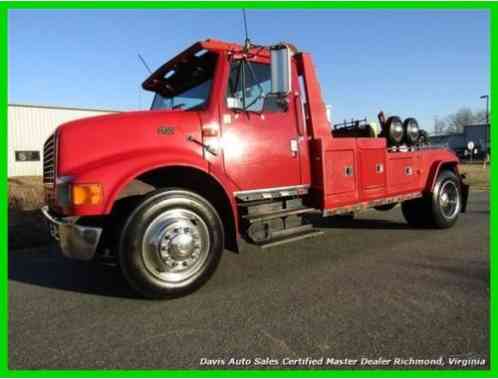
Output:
43,133,56,184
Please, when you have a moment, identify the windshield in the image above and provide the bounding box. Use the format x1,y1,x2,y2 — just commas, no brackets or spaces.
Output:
227,60,271,112
150,51,217,111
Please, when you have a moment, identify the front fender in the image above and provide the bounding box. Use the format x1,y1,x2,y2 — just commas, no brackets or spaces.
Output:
62,148,225,216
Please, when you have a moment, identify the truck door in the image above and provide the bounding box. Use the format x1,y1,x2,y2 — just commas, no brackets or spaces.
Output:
220,59,302,191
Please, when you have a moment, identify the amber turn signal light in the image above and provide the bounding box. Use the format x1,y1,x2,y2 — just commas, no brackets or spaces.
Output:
72,184,103,206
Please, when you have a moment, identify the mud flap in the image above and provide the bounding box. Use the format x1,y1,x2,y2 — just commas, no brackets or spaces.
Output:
461,182,470,213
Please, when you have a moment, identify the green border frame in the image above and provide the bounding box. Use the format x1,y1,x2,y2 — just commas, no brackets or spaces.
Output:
0,1,495,377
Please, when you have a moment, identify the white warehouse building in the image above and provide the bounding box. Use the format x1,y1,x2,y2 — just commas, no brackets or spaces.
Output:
8,104,116,177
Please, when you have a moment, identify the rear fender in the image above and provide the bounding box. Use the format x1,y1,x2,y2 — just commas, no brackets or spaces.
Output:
426,159,469,213
426,160,459,193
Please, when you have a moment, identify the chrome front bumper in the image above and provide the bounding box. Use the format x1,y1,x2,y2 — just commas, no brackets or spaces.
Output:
41,206,103,261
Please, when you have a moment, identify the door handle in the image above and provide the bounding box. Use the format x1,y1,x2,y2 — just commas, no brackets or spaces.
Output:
344,166,354,177
187,135,217,156
290,139,299,157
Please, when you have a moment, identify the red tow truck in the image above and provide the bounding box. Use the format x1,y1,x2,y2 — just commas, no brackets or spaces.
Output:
42,39,469,298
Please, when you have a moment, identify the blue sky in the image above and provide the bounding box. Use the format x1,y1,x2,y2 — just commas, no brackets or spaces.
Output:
8,9,490,132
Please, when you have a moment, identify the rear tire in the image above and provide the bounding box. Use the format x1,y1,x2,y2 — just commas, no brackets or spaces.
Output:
430,170,462,228
119,189,224,299
402,170,462,229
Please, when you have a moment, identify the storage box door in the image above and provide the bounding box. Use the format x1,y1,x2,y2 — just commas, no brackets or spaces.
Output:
359,148,386,198
387,154,419,193
325,150,356,194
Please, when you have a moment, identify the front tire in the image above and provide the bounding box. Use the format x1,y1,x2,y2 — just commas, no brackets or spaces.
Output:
119,189,224,299
402,170,462,229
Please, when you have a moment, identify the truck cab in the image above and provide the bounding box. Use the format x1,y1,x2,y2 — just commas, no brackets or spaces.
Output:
42,39,469,298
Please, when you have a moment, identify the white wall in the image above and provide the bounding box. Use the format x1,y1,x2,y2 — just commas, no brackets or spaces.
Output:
8,104,115,177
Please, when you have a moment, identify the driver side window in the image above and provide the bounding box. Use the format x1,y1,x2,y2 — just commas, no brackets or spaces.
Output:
226,60,272,112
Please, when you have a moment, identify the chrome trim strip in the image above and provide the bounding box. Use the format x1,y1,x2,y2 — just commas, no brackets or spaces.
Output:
234,184,309,197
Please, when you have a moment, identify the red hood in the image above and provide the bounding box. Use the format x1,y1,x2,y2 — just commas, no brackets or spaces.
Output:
56,109,202,177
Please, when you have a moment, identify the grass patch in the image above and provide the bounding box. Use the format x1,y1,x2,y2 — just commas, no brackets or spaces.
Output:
459,164,490,191
8,176,44,211
8,176,50,250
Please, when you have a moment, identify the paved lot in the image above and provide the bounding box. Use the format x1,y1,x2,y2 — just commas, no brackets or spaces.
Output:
9,192,489,370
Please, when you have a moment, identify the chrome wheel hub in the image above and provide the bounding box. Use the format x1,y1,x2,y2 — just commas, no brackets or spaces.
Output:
440,192,449,207
159,223,201,268
168,232,195,258
439,181,460,220
142,209,210,284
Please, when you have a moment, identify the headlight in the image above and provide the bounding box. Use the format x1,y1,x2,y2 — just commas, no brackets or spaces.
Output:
55,176,72,207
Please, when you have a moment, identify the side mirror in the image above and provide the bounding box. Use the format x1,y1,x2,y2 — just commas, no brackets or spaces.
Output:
263,94,289,113
270,44,292,96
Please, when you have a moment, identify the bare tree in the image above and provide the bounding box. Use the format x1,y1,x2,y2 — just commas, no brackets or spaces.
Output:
434,116,446,134
434,107,489,134
474,109,491,125
445,107,475,133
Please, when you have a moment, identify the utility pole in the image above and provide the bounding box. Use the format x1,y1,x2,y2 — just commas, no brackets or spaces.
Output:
480,94,489,167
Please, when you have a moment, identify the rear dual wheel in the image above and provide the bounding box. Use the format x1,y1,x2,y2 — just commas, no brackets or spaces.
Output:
119,189,224,299
402,170,462,228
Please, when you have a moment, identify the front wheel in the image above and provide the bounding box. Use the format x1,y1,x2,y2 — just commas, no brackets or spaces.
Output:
119,189,224,299
402,170,462,229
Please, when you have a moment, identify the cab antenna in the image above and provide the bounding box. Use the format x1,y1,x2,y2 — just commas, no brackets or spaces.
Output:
138,53,152,74
242,9,251,51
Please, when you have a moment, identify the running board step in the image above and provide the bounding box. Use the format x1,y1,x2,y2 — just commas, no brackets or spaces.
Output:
243,207,317,223
258,229,324,249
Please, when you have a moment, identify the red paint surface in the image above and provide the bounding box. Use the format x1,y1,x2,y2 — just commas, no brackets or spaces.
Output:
47,39,460,230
